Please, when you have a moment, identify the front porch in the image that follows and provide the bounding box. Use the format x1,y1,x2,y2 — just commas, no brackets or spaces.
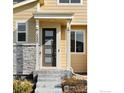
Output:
13,12,87,93
13,12,73,76
13,12,87,76
34,12,73,71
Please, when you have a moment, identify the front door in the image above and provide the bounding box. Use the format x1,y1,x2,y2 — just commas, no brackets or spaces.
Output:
42,28,56,67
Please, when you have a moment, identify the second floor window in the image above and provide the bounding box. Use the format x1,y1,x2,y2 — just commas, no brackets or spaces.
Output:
13,0,25,4
59,0,81,4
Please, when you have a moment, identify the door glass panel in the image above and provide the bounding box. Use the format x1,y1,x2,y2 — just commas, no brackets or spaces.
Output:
42,28,56,67
45,39,53,45
45,57,52,63
45,31,53,36
45,49,52,54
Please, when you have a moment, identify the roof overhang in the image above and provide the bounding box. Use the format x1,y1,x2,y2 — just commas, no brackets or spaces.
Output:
34,12,74,20
13,0,37,9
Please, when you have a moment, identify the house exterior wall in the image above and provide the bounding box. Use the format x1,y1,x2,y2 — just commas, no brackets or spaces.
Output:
40,0,87,24
13,2,37,43
13,2,37,75
13,0,87,74
60,25,87,72
71,25,87,73
60,25,67,69
13,44,36,75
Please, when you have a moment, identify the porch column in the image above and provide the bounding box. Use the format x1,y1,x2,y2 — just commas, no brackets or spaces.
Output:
66,20,71,70
35,19,40,70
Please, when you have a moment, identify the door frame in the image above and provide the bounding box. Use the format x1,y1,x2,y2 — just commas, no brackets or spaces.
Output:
40,24,61,69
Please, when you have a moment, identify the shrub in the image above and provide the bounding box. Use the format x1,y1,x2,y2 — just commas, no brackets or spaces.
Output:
13,80,33,93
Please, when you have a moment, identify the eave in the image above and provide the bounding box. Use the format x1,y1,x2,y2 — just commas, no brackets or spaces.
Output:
13,0,37,9
34,12,74,19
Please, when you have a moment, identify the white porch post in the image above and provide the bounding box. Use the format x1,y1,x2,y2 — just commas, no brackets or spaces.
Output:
66,20,71,70
35,1,41,70
35,19,40,70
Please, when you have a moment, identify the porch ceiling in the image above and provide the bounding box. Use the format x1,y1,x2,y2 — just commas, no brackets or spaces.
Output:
39,19,69,25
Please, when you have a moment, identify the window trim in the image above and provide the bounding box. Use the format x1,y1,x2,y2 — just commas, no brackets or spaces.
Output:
16,20,28,43
57,0,83,5
71,30,85,54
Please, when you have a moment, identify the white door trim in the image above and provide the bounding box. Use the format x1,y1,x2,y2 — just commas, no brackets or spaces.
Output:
40,24,61,68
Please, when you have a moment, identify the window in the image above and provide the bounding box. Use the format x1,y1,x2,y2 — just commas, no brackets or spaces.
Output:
71,32,75,52
13,0,25,4
71,0,81,3
71,31,84,53
59,0,81,4
13,0,25,3
16,22,27,42
59,0,69,3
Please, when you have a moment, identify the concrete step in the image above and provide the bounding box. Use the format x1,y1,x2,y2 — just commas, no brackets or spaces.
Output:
34,69,68,93
35,87,62,93
36,81,61,88
36,69,66,75
37,78,61,82
37,72,65,76
38,79,61,82
38,74,62,78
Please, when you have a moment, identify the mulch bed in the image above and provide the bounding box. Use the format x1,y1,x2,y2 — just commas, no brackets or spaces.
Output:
62,75,87,93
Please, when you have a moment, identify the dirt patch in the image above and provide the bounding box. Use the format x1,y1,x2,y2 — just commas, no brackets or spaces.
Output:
62,75,87,93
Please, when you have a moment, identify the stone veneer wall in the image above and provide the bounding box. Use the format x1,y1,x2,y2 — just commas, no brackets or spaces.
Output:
13,44,36,75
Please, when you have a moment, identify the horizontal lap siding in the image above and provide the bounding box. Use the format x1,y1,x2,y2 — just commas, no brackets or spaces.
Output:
71,54,87,72
60,44,66,68
71,25,87,73
60,25,87,72
60,26,66,69
13,0,87,72
13,2,37,43
40,0,87,24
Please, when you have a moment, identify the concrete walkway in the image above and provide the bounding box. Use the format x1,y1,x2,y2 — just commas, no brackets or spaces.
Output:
35,69,67,93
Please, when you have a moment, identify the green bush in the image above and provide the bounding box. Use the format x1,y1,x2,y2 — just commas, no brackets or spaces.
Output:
13,80,33,93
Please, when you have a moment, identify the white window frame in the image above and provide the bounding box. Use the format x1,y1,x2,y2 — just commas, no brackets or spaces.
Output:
16,20,28,43
71,30,85,54
57,0,83,5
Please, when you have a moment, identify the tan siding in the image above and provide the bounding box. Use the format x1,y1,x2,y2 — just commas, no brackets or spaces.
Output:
40,0,87,24
71,25,87,73
60,26,67,69
13,2,37,43
28,18,36,43
13,0,87,72
59,25,87,72
71,54,87,72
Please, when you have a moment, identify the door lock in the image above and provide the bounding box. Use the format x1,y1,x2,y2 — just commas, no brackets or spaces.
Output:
58,49,60,52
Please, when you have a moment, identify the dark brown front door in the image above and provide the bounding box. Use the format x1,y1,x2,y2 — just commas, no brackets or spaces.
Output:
42,28,56,67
